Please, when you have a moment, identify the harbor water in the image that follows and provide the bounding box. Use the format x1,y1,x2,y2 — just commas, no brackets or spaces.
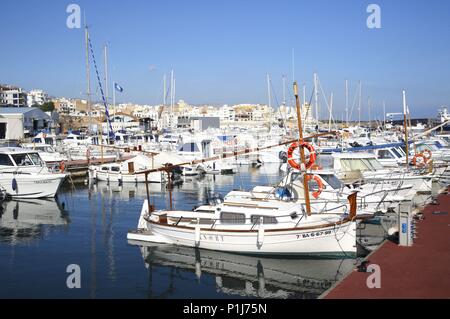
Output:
0,164,438,299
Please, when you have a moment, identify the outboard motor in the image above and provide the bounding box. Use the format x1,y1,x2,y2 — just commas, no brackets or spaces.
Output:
278,150,287,163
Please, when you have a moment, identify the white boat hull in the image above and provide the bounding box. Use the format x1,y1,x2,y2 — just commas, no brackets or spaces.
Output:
89,169,163,183
0,173,67,198
128,201,357,257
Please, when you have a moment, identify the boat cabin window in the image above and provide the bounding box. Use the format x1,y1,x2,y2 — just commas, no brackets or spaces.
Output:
179,143,200,152
220,212,246,224
11,154,35,166
101,167,109,171
45,138,54,145
32,138,41,143
0,154,14,166
319,174,343,189
111,166,120,172
315,154,333,169
28,153,44,166
391,148,403,158
378,149,395,159
341,158,383,171
251,215,277,224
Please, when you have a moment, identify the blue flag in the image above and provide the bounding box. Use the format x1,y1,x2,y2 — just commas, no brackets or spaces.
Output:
114,82,124,92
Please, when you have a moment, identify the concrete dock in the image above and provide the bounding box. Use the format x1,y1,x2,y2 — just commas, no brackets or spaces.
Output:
321,188,450,299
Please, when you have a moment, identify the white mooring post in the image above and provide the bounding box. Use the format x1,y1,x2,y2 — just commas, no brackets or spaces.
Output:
398,204,414,247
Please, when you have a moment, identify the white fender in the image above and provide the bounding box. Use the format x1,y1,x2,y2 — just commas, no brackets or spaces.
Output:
118,172,123,184
137,200,149,230
257,217,264,247
195,219,201,246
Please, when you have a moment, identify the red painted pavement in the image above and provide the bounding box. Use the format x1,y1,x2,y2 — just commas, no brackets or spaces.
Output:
324,190,450,299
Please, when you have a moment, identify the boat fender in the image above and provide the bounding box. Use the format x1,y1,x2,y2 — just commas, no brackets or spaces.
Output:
118,173,123,186
287,142,316,170
12,178,18,192
257,217,264,247
195,219,201,247
59,161,65,172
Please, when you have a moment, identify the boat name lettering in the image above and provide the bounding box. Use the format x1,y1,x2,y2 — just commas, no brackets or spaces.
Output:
297,230,332,239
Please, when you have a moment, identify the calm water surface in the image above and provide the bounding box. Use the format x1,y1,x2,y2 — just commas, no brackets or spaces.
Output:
0,164,414,299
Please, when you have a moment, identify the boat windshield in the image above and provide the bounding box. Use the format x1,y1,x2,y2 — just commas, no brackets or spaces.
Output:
340,158,383,171
391,148,403,158
11,153,38,166
28,153,44,166
319,174,343,189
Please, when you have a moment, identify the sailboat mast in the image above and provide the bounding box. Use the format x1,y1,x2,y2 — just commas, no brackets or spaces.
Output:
293,82,312,215
403,90,409,166
314,73,319,129
345,79,348,126
163,73,166,106
104,44,109,143
85,25,91,134
358,81,362,127
329,92,333,132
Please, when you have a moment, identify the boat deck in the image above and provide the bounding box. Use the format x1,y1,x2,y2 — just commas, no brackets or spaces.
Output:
321,187,450,299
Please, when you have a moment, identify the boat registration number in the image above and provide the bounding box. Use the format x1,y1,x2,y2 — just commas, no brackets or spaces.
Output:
34,180,52,184
297,230,332,239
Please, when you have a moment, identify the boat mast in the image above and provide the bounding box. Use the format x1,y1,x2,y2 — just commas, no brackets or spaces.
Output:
403,90,409,166
329,92,333,132
84,24,91,135
314,73,319,130
345,79,348,126
358,81,362,127
267,74,271,131
104,44,110,144
293,81,312,215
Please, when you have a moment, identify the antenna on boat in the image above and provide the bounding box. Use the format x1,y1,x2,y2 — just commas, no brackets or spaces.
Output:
293,81,312,215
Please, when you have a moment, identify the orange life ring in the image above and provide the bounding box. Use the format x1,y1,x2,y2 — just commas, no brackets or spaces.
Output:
305,174,324,199
422,149,432,160
59,161,65,172
287,142,316,170
412,153,428,167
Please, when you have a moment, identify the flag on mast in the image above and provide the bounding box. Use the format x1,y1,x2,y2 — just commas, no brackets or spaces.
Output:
114,82,124,92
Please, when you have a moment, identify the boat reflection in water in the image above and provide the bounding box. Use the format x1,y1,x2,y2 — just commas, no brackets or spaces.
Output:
129,240,355,299
0,198,69,244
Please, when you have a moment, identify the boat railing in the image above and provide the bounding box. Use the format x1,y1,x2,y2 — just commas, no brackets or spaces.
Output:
164,211,341,230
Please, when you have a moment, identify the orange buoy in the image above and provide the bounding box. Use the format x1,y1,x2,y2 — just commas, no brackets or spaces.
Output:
287,142,316,170
305,174,324,199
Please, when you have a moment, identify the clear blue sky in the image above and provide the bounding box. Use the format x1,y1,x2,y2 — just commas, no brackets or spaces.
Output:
1,0,449,120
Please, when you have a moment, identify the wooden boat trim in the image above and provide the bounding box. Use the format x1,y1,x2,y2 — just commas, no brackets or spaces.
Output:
146,218,353,233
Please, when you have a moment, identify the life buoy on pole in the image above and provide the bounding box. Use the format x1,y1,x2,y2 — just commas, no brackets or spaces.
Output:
59,161,65,172
287,142,316,170
304,174,324,199
412,153,428,167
